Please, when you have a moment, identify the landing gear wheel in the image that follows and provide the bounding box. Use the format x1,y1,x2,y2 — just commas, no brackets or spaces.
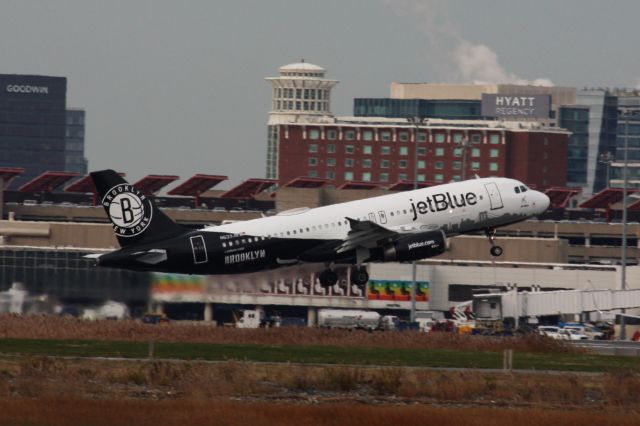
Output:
350,267,369,285
490,246,503,257
319,269,338,287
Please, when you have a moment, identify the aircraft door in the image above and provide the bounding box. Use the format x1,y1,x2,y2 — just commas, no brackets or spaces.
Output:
190,235,208,264
378,210,387,224
484,182,504,210
368,212,377,223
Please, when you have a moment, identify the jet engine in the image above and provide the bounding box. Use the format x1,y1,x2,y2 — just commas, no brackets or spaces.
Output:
382,230,446,262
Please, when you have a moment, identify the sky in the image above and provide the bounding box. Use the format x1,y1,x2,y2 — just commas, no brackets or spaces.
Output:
1,0,639,186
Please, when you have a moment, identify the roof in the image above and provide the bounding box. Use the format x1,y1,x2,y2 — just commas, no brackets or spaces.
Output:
167,174,228,197
18,171,80,193
132,175,179,196
387,180,434,192
0,167,24,188
544,187,582,209
280,61,324,72
282,177,329,189
64,173,127,194
220,178,278,199
579,188,638,210
337,181,379,190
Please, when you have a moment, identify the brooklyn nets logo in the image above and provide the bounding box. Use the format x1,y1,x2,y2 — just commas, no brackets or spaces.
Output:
102,184,153,237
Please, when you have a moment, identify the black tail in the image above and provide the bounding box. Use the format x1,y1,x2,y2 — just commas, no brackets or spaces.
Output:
90,169,185,247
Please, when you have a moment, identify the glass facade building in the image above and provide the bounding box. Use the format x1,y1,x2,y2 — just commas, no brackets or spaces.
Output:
0,247,150,307
353,98,481,120
0,74,87,189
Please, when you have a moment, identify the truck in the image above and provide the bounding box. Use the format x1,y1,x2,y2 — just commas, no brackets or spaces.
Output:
317,309,397,331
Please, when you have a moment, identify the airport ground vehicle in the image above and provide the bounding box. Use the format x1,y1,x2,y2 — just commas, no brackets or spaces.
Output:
538,325,588,340
317,309,397,331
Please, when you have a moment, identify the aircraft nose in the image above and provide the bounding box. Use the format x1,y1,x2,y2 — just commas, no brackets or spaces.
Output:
535,191,550,213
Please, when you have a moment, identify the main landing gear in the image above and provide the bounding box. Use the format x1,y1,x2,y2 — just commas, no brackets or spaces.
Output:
350,266,369,286
486,228,504,257
318,268,338,287
318,266,370,287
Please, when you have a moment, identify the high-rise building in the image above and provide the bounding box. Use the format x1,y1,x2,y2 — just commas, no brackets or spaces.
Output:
0,74,87,188
265,62,569,190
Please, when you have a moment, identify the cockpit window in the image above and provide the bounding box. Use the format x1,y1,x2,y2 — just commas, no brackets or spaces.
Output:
514,186,520,194
520,185,528,192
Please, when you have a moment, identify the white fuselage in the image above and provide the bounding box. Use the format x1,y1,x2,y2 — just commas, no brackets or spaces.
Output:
210,177,549,240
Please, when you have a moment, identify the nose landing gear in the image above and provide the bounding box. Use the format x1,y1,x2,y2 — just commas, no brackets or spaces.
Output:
486,228,503,257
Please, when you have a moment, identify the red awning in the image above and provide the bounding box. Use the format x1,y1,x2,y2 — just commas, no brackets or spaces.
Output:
544,187,582,209
579,188,638,209
167,174,228,197
220,178,278,199
387,180,434,191
0,167,24,188
132,175,179,196
337,181,379,190
17,171,80,192
282,177,329,188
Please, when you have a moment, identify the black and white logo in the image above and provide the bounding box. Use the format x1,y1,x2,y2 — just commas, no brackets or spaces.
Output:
102,184,153,237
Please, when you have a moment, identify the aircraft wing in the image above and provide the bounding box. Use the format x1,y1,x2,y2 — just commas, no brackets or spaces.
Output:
335,217,399,254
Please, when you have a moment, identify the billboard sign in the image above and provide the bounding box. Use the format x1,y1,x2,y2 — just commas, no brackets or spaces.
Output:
481,94,551,119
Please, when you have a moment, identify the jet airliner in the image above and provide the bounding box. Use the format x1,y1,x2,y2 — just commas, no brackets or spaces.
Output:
88,170,550,286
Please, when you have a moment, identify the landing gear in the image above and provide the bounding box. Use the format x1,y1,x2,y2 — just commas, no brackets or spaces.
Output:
350,266,369,285
486,228,503,257
318,269,338,287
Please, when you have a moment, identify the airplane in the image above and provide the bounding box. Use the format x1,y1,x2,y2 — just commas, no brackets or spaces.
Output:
87,169,550,286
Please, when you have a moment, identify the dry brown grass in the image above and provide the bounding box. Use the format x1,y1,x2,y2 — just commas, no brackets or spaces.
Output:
0,314,576,353
0,398,637,426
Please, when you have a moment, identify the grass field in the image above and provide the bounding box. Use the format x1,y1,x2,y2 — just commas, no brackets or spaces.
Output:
1,315,639,425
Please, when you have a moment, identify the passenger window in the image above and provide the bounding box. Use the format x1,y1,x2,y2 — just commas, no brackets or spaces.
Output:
390,212,394,216
515,187,520,194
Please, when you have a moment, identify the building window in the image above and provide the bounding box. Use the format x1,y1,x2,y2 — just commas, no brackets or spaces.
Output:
489,162,498,171
363,159,372,168
471,161,480,170
544,137,549,146
345,145,354,154
417,174,426,182
308,170,317,177
309,144,318,153
345,171,354,181
380,159,390,168
434,173,444,182
453,148,462,157
362,130,373,141
327,144,336,153
309,157,318,166
435,147,444,156
308,129,320,140
362,172,371,181
326,171,335,180
417,160,425,169
398,132,409,142
381,146,391,155
490,134,500,144
327,158,336,167
418,133,427,142
399,147,408,156
452,175,461,182
417,147,426,156
471,134,481,144
435,133,445,143
490,149,499,158
399,173,408,180
453,161,461,170
345,130,355,140
380,172,389,182
472,148,480,157
399,160,408,168
453,133,463,143
363,145,372,155
327,129,337,140
381,131,391,141
345,158,354,167
435,161,444,169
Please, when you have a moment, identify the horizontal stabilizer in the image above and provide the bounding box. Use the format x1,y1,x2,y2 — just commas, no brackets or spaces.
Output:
132,249,168,265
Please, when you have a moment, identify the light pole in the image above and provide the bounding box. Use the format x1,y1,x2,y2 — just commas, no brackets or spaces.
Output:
619,108,632,340
460,136,471,181
407,116,427,323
